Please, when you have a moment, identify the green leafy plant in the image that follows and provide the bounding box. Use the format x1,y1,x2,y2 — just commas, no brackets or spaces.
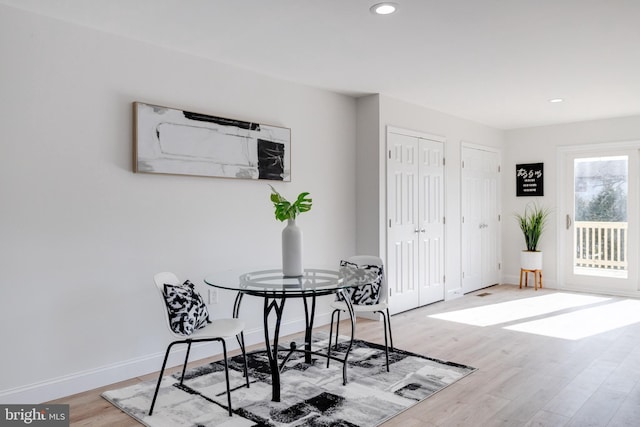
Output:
269,185,312,222
514,202,551,251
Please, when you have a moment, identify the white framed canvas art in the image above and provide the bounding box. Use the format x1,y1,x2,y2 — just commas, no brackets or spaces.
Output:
133,102,291,181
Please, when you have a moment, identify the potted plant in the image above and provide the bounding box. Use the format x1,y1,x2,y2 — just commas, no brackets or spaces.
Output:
514,202,551,270
269,185,312,222
269,185,312,277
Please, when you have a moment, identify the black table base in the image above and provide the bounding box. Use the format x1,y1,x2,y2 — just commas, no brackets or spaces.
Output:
233,289,355,402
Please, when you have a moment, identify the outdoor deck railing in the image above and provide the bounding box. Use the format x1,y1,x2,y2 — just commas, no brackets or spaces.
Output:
575,221,628,270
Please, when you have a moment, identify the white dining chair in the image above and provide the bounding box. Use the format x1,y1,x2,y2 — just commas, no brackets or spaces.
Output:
327,255,394,371
149,272,249,417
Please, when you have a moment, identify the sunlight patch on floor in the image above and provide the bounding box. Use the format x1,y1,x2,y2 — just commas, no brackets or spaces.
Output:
428,293,610,327
504,299,640,340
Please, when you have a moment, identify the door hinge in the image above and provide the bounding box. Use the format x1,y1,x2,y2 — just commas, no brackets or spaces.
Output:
462,216,465,223
443,216,446,224
498,214,501,221
389,288,392,296
498,165,501,173
499,263,502,270
443,158,446,166
462,272,465,278
462,160,465,168
443,275,446,283
388,150,391,159
389,219,392,228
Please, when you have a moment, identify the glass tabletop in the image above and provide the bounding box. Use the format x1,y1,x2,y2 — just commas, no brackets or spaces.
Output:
204,267,373,297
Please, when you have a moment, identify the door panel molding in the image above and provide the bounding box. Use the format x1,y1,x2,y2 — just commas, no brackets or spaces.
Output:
461,143,502,294
386,127,445,314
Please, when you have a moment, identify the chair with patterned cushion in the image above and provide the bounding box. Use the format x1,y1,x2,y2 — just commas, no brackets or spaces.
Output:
149,272,249,417
327,255,394,371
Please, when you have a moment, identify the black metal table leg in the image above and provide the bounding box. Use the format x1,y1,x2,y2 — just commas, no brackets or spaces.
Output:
232,292,251,387
232,292,244,318
263,295,286,402
338,288,356,385
302,293,317,364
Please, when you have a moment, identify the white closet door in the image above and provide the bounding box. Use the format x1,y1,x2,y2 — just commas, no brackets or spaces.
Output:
387,130,445,314
461,145,501,294
387,132,420,313
418,138,445,306
481,150,500,287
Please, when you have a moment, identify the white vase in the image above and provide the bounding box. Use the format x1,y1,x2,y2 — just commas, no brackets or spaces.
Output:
521,251,543,270
282,218,303,277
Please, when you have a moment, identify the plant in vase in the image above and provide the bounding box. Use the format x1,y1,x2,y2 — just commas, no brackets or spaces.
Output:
269,185,312,277
514,201,551,270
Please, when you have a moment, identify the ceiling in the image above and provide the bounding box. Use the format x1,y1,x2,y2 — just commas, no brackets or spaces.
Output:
3,0,640,130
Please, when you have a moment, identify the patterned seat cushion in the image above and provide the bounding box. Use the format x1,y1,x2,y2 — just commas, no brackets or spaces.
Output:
162,280,211,335
337,260,383,305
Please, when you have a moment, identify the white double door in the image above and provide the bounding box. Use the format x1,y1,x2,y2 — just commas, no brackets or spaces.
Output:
386,129,445,314
461,145,501,294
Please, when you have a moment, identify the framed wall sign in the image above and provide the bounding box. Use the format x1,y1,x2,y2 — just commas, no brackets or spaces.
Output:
133,102,291,181
516,162,544,196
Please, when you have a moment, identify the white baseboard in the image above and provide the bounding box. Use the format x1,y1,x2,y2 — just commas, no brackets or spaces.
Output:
446,287,464,300
0,350,170,404
1,314,331,404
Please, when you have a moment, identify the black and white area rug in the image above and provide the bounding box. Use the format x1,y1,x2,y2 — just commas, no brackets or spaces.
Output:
103,333,476,427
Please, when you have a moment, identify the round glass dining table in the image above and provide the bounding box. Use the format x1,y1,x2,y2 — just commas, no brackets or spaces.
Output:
204,267,369,402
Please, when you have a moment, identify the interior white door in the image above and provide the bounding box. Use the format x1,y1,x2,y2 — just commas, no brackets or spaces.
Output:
387,132,420,313
387,130,445,314
417,139,445,306
461,145,501,294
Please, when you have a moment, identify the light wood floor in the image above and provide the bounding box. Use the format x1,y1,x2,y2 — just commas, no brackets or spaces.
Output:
49,285,640,426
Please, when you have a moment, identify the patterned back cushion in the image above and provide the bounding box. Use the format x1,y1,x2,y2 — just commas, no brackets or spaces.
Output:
337,260,383,305
162,280,211,335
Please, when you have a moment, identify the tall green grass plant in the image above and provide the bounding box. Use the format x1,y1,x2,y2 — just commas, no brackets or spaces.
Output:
514,202,551,251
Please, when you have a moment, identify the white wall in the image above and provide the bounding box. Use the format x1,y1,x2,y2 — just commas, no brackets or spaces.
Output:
503,115,640,288
355,95,381,255
0,6,358,402
354,95,504,298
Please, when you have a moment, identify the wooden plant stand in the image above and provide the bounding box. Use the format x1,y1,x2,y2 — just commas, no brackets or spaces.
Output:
519,268,543,290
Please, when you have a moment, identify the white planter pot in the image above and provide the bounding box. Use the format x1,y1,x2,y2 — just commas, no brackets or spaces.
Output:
282,218,303,277
521,251,543,270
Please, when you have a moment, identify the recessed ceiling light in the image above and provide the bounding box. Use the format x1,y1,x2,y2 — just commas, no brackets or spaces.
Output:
370,2,398,15
549,98,564,103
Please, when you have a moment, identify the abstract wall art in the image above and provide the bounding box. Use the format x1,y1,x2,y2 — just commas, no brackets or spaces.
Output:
133,102,291,181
